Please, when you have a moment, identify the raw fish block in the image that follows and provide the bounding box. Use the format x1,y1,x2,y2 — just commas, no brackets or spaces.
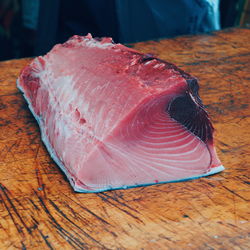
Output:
17,34,224,192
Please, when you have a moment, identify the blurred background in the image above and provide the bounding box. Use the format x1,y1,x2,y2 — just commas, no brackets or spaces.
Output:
0,0,249,61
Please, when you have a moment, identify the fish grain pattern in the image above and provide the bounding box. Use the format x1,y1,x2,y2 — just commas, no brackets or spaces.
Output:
17,34,223,192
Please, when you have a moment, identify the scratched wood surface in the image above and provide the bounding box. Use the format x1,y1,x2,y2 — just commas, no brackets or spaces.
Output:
0,28,249,249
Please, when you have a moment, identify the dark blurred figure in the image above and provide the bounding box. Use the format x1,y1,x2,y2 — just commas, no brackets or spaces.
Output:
21,0,39,57
35,0,221,55
220,0,247,28
0,0,19,60
0,0,247,60
35,0,119,56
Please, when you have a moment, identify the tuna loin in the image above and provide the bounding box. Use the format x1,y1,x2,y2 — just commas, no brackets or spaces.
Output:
17,34,224,192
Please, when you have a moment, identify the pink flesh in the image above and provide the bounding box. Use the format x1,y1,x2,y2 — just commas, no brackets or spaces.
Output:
18,34,222,192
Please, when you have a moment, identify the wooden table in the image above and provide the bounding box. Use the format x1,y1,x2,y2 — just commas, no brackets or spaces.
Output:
0,28,249,249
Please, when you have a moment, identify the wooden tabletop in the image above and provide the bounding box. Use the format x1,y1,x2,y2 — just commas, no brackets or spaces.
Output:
0,28,249,249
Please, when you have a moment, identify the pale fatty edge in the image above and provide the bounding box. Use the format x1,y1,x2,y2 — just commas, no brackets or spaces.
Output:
16,79,79,191
17,79,225,193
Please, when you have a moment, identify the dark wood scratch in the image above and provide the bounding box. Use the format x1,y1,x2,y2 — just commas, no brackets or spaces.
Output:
28,198,40,210
55,230,81,250
0,191,24,235
187,201,207,221
34,144,40,159
232,191,237,225
7,139,21,154
48,199,108,249
21,241,27,250
35,192,88,249
35,165,46,198
35,190,110,249
101,192,141,214
0,92,20,97
30,215,39,226
96,193,144,223
38,229,54,250
0,183,32,234
65,194,111,225
222,185,249,202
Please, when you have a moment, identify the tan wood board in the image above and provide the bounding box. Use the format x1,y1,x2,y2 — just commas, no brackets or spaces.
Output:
0,28,249,249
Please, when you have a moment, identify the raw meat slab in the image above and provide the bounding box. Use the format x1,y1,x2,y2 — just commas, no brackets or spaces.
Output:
17,34,224,192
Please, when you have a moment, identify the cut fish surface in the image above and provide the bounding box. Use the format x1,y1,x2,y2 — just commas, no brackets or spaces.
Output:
17,34,224,192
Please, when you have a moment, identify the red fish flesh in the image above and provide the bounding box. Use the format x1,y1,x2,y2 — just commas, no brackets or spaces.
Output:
17,34,224,192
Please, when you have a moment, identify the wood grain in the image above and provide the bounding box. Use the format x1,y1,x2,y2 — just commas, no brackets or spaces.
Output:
0,28,249,249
